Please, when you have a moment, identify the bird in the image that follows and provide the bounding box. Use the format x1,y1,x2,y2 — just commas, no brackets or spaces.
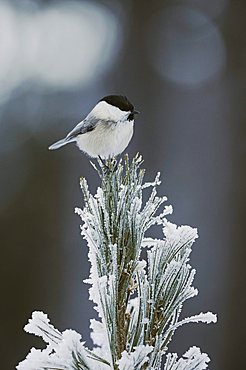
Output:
48,95,139,159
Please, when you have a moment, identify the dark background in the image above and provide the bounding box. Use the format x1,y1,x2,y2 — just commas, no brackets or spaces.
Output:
1,0,245,369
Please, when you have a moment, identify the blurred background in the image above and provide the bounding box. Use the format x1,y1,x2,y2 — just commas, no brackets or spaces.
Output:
1,0,245,368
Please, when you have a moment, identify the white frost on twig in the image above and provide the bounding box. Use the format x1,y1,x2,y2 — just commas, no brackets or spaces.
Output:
118,345,153,370
163,347,211,370
17,154,217,370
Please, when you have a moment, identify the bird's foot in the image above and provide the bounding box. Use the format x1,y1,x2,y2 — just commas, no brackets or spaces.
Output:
98,156,117,174
98,156,111,174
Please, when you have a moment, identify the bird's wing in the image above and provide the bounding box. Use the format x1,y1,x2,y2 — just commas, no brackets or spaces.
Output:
66,118,97,139
48,117,99,151
66,119,95,138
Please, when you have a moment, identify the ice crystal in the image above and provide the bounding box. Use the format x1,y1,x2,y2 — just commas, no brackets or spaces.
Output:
118,345,153,370
163,347,211,370
17,154,217,370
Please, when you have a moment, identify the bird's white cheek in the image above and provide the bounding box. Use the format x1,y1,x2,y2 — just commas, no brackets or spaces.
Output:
88,101,128,122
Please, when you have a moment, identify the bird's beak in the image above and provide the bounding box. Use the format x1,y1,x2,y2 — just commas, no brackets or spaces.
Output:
134,110,140,115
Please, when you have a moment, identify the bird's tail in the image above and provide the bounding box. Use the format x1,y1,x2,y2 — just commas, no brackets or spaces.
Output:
48,137,75,150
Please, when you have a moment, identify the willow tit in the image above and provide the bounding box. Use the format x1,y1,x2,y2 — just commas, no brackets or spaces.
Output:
48,95,139,159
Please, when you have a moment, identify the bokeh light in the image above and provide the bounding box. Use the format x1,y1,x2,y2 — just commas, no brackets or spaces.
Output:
0,1,123,101
0,3,24,102
182,0,229,19
150,6,226,87
29,1,122,88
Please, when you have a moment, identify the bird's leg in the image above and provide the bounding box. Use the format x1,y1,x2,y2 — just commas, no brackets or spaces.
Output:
111,157,117,172
98,156,111,173
107,156,118,172
98,156,118,174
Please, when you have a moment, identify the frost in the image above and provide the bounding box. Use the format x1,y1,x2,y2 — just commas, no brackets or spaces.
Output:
17,348,58,370
17,154,216,370
24,311,61,348
17,312,109,370
167,312,217,333
164,347,210,370
142,172,161,188
142,318,149,324
135,260,147,272
118,345,153,370
163,220,198,246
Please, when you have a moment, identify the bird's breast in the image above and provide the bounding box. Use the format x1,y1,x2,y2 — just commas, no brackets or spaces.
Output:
76,120,134,158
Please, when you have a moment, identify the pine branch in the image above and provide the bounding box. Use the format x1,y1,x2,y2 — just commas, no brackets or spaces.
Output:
17,153,217,370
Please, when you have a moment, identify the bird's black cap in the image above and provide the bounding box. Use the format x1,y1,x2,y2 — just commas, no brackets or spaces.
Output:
100,95,134,112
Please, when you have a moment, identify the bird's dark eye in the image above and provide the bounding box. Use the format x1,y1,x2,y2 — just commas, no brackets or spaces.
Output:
128,113,134,121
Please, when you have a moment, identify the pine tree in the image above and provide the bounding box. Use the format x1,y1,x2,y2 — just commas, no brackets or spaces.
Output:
17,154,217,370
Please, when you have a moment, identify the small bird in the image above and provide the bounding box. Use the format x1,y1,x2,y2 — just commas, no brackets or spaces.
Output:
48,95,139,159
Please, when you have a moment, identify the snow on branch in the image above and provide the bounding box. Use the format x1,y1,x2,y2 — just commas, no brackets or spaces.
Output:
17,154,217,370
163,347,211,370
